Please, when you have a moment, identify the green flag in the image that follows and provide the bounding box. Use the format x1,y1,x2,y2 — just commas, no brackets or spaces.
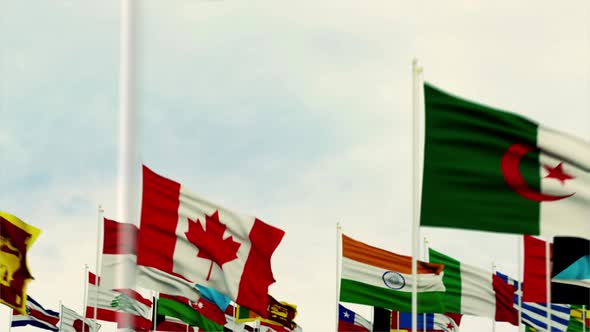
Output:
157,295,223,332
420,83,590,237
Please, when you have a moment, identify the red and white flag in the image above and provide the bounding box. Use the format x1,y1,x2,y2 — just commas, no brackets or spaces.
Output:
136,165,285,317
85,272,152,331
60,305,100,332
100,217,138,289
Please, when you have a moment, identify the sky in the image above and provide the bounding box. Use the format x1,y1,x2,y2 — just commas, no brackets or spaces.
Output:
1,1,589,331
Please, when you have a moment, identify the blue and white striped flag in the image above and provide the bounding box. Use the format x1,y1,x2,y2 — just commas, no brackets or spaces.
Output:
496,272,570,332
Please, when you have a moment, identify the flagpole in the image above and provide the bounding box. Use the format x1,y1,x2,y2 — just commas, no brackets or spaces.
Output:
335,222,341,332
118,0,138,330
59,301,63,332
423,237,429,332
83,264,89,332
94,205,103,332
545,237,552,332
8,307,13,332
411,58,423,332
517,236,523,332
491,262,496,332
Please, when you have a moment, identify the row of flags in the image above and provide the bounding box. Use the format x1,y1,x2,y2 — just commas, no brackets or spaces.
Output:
338,232,590,331
2,77,589,330
1,166,300,331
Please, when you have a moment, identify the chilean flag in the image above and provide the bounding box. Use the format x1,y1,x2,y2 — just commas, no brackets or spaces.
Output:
11,295,59,331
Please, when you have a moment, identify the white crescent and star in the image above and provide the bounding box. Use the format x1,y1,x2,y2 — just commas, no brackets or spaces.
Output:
500,143,575,202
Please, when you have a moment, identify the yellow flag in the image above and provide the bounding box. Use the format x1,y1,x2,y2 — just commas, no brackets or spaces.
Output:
0,211,41,314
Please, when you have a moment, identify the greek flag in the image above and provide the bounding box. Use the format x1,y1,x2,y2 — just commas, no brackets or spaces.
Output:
496,272,570,332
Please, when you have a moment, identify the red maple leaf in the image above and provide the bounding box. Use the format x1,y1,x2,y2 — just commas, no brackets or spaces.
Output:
185,211,241,281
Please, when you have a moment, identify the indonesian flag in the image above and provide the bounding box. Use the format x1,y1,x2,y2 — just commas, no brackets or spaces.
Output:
85,272,152,331
60,305,100,332
136,166,285,317
420,83,590,238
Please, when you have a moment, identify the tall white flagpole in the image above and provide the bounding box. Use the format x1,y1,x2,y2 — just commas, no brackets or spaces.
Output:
545,237,552,331
82,264,89,332
335,222,342,332
94,205,103,332
119,0,137,330
492,262,496,332
411,58,423,332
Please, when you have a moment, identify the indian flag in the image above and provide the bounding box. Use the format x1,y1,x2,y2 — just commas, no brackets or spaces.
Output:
420,83,590,237
339,234,446,313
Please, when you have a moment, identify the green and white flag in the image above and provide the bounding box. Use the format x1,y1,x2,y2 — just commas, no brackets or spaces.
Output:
420,83,590,237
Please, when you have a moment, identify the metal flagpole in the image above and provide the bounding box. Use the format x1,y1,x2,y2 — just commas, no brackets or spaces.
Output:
59,301,63,332
517,236,523,332
411,58,423,332
8,307,13,332
545,238,552,332
423,237,429,332
83,264,89,332
118,0,138,330
492,262,496,332
335,222,342,332
94,205,103,332
154,292,159,331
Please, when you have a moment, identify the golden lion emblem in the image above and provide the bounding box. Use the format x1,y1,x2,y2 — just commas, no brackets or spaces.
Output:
0,235,22,288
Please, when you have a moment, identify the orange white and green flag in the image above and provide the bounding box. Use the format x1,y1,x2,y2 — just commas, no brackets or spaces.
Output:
339,234,446,313
0,211,41,314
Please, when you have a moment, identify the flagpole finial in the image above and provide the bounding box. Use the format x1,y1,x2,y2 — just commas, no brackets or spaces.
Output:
98,204,104,213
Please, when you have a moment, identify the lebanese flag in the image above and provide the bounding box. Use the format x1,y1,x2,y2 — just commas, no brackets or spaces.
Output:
85,272,152,331
429,248,517,324
136,166,285,317
420,83,590,238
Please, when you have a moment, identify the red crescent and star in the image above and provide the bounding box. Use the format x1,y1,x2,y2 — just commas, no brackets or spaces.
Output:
501,143,575,202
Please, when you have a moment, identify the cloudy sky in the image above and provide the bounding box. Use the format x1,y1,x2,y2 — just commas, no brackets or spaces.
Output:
1,1,589,331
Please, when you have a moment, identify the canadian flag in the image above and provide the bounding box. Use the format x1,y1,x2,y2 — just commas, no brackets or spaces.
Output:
136,166,285,317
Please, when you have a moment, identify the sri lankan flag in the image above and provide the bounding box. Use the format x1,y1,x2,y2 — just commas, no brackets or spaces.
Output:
0,211,41,314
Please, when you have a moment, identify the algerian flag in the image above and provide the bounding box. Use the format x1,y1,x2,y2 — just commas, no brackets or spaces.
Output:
420,83,590,237
339,234,446,313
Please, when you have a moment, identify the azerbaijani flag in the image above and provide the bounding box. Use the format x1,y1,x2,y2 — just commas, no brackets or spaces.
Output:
420,83,590,237
339,234,445,313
